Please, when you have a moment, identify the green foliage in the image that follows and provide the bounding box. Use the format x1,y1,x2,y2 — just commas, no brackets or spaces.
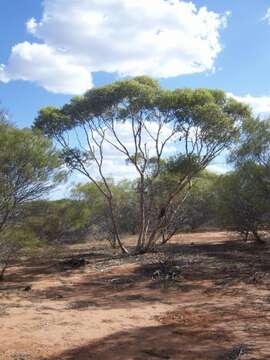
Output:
23,199,90,244
0,120,63,278
33,77,251,252
0,122,63,231
180,171,219,230
74,180,138,236
0,224,41,280
214,163,270,239
224,116,270,241
231,116,270,167
0,123,61,181
34,76,249,168
1,226,41,249
166,155,202,177
33,107,72,137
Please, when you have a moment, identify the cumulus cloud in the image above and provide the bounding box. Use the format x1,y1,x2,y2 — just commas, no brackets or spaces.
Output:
0,42,92,94
0,0,228,94
228,93,270,116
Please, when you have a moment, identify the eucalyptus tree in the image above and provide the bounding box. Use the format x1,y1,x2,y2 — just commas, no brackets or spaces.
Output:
0,122,62,232
226,117,270,239
0,121,62,279
231,116,270,198
232,116,270,167
34,76,250,254
215,164,269,243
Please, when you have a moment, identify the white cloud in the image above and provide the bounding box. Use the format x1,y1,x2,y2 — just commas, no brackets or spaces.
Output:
262,8,270,24
0,42,92,94
228,93,270,116
0,0,228,94
207,163,230,174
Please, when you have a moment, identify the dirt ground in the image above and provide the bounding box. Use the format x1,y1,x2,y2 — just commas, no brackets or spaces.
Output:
1,232,270,360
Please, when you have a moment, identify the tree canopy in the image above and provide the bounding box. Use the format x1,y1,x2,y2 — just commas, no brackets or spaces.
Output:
0,120,63,278
34,76,251,254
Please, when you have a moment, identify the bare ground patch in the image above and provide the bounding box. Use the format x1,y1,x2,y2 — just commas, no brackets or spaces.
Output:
1,232,270,359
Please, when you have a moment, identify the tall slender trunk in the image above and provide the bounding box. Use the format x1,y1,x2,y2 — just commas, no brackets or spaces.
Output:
135,175,147,252
243,231,249,242
107,197,129,255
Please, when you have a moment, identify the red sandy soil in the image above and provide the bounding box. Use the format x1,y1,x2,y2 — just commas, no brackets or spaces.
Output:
1,232,270,359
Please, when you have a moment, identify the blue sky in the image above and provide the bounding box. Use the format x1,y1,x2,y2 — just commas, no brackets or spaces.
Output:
1,0,270,196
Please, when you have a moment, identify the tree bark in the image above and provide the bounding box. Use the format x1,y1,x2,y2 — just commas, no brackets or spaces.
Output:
107,197,129,254
252,230,266,244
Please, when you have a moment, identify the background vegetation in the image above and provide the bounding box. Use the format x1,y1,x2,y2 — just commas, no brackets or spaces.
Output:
1,78,270,279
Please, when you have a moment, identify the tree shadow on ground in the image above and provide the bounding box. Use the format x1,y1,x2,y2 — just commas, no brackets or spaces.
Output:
45,323,235,360
4,236,270,309
145,238,270,287
2,233,269,358
0,246,122,291
24,269,168,309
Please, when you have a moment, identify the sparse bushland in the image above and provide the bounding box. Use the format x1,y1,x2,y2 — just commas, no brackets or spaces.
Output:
0,115,63,279
73,180,138,247
2,84,270,359
214,163,270,243
22,199,91,245
34,76,249,254
0,226,40,280
1,79,269,272
214,117,270,243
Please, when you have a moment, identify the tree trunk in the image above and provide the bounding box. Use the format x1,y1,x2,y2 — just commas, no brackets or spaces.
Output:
136,175,147,252
0,262,8,281
243,231,249,242
252,230,266,244
107,234,117,249
107,197,129,255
